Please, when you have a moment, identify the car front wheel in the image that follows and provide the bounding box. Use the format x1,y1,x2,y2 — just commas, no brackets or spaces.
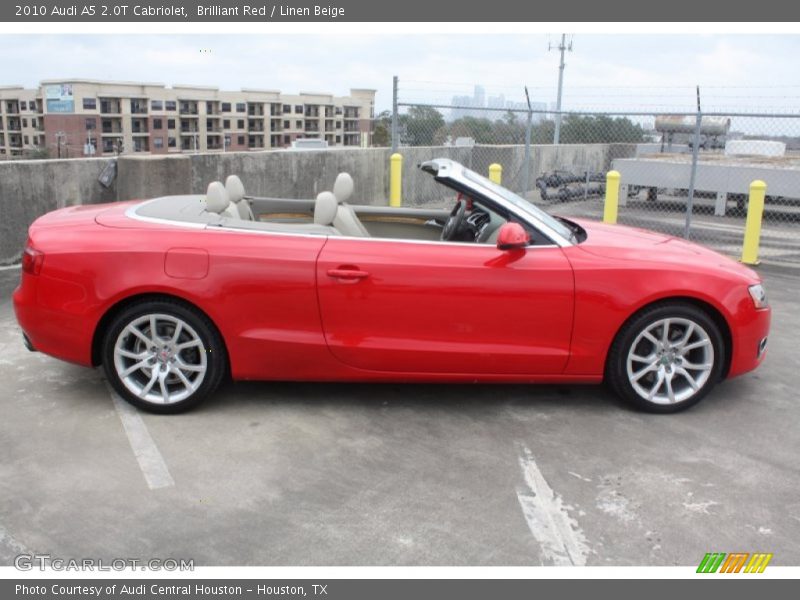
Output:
102,299,226,413
606,303,725,413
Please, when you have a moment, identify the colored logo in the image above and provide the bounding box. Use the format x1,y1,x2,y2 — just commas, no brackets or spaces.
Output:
697,552,773,573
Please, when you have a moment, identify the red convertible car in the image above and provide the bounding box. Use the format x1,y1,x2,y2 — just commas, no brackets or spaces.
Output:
13,158,770,413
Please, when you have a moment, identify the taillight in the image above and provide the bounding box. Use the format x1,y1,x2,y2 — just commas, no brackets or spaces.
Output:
22,244,44,275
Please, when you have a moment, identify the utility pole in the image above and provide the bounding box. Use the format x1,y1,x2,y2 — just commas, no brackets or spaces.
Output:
550,34,573,145
391,75,399,152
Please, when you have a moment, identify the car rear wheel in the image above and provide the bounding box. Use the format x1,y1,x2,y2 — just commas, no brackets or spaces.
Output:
102,299,226,413
606,302,725,413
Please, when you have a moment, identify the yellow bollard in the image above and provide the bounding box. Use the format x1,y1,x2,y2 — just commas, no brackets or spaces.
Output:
489,163,502,185
741,180,767,265
603,170,621,224
389,153,403,207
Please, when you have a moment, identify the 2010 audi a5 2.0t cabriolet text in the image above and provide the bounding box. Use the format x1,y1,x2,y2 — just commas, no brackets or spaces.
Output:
13,159,771,413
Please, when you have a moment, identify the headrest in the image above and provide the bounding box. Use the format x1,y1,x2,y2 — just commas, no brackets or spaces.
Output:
205,181,230,214
333,173,354,203
314,191,338,226
225,175,245,204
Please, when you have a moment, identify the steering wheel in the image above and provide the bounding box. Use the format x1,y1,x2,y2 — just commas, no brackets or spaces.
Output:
441,199,467,241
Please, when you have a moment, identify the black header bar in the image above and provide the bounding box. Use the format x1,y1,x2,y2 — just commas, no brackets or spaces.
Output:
3,1,800,22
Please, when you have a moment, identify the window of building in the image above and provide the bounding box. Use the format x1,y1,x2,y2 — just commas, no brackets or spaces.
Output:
283,120,290,129
151,100,163,111
237,135,245,145
284,135,291,144
20,101,27,110
294,105,303,114
335,136,341,144
296,120,302,128
32,118,37,127
336,121,341,129
223,119,230,129
22,118,27,127
168,137,176,148
85,118,96,130
165,101,176,111
167,119,176,129
23,136,29,145
221,102,232,112
153,118,163,130
237,119,244,129
83,98,97,110
282,104,290,113
236,103,246,113
153,137,164,149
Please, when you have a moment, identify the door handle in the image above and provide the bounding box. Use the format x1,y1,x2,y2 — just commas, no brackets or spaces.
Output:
327,268,370,281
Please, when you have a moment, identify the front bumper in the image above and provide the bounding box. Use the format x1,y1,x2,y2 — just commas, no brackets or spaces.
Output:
727,306,771,379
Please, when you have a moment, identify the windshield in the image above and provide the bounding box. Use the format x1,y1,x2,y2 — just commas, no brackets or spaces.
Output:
462,168,575,242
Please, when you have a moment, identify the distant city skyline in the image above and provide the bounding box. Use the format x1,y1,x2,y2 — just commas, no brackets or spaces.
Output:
450,85,547,122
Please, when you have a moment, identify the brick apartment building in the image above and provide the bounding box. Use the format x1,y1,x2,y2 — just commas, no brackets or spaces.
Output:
0,80,376,159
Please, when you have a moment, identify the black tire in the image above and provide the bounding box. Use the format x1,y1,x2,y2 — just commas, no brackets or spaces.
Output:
101,298,227,413
605,302,726,413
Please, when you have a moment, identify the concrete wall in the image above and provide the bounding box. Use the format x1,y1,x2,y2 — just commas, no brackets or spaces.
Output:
0,158,116,265
0,143,636,265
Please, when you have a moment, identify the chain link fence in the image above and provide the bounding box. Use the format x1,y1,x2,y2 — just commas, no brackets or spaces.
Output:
381,96,800,267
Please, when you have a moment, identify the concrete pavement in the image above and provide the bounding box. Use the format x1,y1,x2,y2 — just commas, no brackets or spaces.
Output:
0,266,798,566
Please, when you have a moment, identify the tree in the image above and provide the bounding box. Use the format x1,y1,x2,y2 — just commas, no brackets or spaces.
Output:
401,106,445,146
371,110,392,147
560,115,645,144
493,111,527,145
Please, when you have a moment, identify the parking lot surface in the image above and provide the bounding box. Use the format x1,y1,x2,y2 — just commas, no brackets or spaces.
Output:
1,265,798,566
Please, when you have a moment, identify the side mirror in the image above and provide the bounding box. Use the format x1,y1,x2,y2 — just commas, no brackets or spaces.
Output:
496,222,530,251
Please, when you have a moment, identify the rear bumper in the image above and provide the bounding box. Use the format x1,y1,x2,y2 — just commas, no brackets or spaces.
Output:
12,274,95,367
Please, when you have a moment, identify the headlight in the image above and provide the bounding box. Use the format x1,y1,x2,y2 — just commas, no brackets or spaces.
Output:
748,284,768,309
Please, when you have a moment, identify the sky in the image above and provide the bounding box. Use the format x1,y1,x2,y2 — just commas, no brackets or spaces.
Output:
2,34,800,113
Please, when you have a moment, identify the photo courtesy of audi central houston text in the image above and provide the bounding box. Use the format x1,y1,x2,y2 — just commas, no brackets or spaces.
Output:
1,31,797,572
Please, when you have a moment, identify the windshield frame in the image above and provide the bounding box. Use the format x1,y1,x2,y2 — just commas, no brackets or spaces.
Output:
420,158,575,247
461,168,576,243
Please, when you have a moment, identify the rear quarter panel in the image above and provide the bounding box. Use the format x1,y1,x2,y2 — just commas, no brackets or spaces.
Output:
19,217,330,378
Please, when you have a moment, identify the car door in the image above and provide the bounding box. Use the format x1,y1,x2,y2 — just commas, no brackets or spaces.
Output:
316,237,575,375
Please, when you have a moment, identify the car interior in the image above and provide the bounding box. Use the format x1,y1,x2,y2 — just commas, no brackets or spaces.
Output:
133,172,534,245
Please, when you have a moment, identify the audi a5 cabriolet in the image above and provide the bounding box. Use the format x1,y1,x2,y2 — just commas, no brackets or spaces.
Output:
13,158,770,413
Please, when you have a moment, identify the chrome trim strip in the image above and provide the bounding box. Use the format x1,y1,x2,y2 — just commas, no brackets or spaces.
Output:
124,199,207,230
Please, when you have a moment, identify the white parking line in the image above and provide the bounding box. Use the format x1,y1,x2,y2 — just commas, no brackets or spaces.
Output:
105,381,175,490
516,444,590,566
0,264,21,271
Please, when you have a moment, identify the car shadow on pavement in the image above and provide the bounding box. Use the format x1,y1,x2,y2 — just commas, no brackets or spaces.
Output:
196,380,622,416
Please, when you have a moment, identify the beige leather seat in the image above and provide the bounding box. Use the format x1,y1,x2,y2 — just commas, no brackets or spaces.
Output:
204,181,231,216
331,173,370,237
314,191,339,227
224,175,255,220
